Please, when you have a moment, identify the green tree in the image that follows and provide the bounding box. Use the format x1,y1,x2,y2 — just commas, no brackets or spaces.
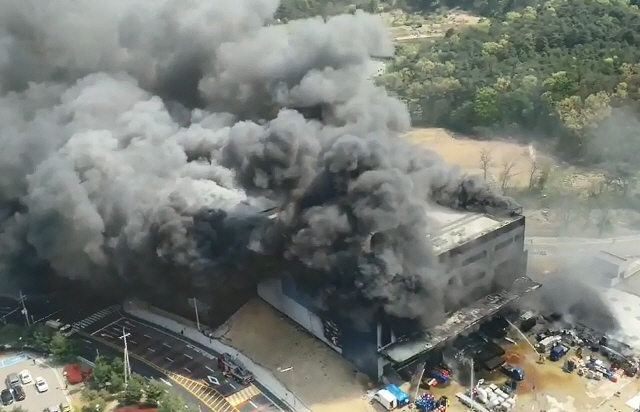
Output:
119,374,145,406
50,332,79,362
0,325,26,347
157,392,189,412
10,406,29,412
144,381,166,407
89,355,114,390
474,86,501,125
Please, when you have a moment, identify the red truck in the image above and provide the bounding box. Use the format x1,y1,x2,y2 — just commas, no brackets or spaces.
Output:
217,353,254,385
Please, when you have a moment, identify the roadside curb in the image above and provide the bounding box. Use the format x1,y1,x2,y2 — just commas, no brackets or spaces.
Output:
122,301,312,412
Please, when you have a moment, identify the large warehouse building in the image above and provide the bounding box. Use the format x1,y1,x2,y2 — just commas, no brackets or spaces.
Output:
258,206,540,381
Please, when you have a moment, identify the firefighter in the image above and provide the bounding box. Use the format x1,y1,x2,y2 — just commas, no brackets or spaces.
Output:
538,354,546,364
576,347,583,358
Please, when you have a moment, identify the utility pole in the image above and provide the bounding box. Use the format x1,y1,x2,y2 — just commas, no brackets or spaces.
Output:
119,328,132,386
19,291,30,327
192,298,200,331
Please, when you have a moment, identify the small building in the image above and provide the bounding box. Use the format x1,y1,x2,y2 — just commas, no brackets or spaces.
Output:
592,250,640,288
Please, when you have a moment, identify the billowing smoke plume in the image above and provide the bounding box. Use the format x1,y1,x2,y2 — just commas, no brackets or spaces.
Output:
0,0,520,324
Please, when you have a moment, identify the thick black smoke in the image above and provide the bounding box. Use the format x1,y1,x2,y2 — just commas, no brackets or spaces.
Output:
0,0,521,325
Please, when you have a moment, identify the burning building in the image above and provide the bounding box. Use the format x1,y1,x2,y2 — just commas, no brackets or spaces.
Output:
258,207,540,381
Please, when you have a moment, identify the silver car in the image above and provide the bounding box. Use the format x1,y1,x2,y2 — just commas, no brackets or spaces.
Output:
45,406,61,412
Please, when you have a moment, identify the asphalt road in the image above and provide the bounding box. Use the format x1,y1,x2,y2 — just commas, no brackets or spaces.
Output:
4,294,289,412
74,310,286,412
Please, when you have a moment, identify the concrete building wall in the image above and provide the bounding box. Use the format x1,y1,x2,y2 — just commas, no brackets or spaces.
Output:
440,217,527,306
257,215,529,382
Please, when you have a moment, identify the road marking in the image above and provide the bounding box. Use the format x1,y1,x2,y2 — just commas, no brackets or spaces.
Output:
228,382,236,389
163,342,171,348
165,357,173,363
91,316,125,336
249,401,257,408
225,385,260,407
144,334,151,338
160,378,172,386
206,366,216,373
148,348,155,353
184,367,191,373
130,340,137,344
185,354,193,360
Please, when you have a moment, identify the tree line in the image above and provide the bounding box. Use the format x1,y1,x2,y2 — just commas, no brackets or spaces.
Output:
380,0,640,166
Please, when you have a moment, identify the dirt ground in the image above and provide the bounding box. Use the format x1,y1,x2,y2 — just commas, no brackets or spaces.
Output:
219,297,640,412
404,128,548,189
218,298,379,412
383,11,481,41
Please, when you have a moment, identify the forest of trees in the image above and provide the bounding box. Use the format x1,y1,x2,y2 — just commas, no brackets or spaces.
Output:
276,0,640,177
380,0,640,163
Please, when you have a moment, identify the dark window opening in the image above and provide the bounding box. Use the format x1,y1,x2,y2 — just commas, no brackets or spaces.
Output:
462,271,486,287
462,251,487,266
495,238,513,251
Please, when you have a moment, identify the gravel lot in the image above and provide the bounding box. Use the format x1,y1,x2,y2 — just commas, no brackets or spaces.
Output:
0,355,70,412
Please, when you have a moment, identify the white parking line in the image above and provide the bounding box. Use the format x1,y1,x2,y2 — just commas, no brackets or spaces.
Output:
122,315,285,410
148,348,156,353
130,340,137,344
250,401,257,408
91,316,125,336
162,342,171,348
165,357,173,363
228,382,236,389
184,367,191,373
184,354,193,360
144,334,152,339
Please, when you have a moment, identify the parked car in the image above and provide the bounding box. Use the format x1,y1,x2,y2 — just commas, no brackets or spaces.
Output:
500,364,525,381
12,385,25,401
5,373,19,388
35,377,48,393
19,370,32,385
1,389,13,406
45,405,61,412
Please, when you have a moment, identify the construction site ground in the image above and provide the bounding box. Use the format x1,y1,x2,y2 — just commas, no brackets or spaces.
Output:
217,298,640,412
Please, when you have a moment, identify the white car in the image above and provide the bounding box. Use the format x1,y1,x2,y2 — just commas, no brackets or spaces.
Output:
19,370,32,385
35,377,48,393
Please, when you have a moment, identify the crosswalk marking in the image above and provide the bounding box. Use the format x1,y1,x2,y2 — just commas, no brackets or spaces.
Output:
68,305,120,335
225,385,260,406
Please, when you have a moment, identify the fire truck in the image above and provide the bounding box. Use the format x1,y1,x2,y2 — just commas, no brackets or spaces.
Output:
217,353,254,385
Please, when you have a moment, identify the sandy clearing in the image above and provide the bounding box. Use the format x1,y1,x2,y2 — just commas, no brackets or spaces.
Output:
218,298,378,412
404,128,542,188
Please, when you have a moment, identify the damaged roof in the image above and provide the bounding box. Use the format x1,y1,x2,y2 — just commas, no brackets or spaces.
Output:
426,207,522,255
380,276,541,366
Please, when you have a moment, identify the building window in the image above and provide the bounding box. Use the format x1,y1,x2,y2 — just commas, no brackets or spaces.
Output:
462,251,487,266
495,238,513,251
462,271,486,287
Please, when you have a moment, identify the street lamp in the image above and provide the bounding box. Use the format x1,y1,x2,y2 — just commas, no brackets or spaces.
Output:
277,366,296,409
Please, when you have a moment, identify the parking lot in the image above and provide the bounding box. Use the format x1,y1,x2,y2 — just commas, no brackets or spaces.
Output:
0,354,70,412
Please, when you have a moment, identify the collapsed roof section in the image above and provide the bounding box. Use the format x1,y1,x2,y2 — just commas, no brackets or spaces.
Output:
380,276,541,367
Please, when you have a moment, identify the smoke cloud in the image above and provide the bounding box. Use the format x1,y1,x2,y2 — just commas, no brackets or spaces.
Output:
0,0,521,324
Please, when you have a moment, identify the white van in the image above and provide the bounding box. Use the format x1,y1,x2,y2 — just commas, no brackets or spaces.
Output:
373,389,398,410
537,335,561,352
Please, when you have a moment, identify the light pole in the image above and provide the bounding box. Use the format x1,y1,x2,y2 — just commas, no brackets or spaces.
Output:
277,366,296,409
192,298,200,331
